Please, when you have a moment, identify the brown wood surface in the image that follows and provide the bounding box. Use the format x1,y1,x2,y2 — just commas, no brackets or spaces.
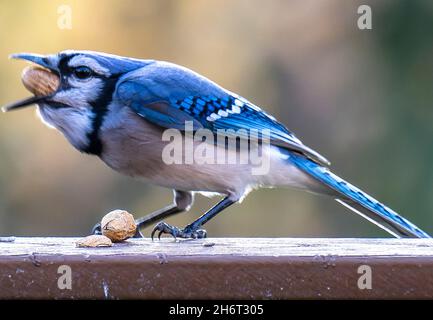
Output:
0,237,432,299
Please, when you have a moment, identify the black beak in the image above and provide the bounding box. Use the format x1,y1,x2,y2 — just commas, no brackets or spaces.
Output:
2,95,50,112
2,53,59,113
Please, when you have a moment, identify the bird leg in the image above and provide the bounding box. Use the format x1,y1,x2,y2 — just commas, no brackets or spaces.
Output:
151,196,236,240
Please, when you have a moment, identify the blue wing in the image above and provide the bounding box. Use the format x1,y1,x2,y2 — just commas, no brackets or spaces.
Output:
115,62,330,166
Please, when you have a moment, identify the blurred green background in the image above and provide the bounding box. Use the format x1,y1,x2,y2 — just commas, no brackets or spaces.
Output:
0,0,432,237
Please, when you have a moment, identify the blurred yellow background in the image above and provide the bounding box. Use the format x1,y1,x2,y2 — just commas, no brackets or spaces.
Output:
0,0,432,237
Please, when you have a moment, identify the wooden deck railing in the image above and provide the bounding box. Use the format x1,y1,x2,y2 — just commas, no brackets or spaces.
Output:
0,237,432,299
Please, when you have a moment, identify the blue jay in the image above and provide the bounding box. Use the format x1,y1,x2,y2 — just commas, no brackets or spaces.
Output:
2,50,430,239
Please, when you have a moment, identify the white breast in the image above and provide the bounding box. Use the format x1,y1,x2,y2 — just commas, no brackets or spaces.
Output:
37,104,93,151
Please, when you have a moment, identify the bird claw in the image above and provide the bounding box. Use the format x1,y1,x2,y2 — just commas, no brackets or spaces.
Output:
91,223,102,235
151,221,207,241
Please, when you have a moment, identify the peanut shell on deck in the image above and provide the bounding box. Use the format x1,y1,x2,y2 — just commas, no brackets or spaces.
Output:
76,235,113,248
21,66,59,96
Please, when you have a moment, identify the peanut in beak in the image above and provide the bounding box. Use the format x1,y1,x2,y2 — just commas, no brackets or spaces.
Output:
21,66,60,96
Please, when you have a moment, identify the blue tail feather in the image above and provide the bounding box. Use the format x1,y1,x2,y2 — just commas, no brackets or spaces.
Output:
289,153,430,238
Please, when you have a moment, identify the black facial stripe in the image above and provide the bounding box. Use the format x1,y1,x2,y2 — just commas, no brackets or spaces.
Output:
83,74,120,156
56,53,122,155
59,54,111,79
58,54,78,73
57,54,78,91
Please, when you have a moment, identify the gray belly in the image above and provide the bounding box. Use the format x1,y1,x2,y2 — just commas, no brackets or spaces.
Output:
98,110,254,196
100,134,255,196
98,108,322,199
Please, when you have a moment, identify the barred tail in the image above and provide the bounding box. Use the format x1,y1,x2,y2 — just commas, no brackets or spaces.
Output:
290,153,430,238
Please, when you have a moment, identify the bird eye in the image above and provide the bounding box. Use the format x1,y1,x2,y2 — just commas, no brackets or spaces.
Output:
73,66,93,80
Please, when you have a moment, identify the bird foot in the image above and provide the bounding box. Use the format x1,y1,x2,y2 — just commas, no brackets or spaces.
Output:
151,221,207,240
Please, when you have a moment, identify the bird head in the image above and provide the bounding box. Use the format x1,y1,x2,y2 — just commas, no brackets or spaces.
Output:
2,50,152,153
